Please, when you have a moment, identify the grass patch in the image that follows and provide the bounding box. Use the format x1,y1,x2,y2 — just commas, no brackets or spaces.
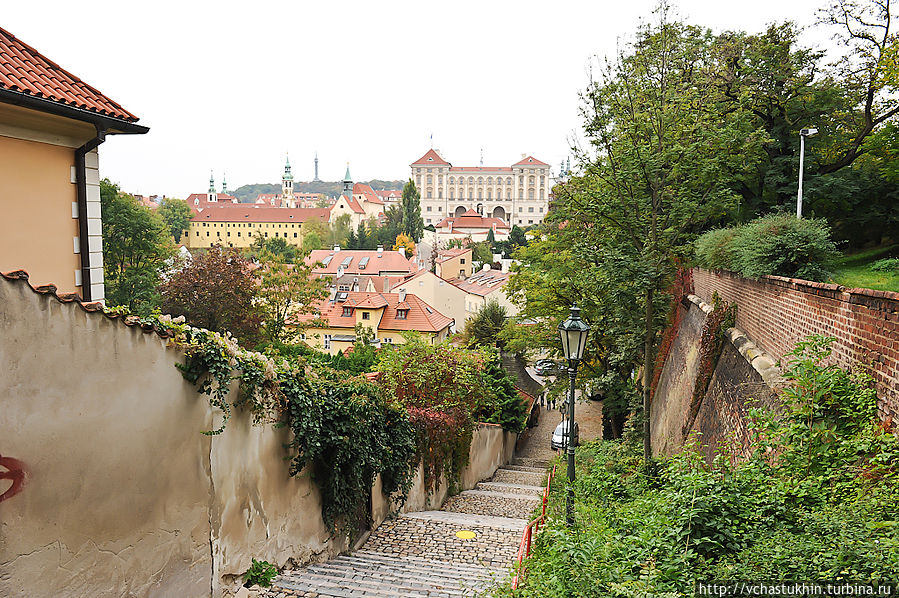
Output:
830,244,899,292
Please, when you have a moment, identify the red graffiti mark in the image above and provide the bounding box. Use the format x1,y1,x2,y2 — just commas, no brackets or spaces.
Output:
0,455,27,503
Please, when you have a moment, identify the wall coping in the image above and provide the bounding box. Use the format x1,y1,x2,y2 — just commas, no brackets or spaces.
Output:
696,268,899,307
686,294,784,391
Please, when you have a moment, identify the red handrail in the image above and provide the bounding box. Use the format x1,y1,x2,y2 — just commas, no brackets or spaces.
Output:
511,464,556,590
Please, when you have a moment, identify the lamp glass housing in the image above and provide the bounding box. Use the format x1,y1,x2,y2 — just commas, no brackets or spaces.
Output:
558,306,590,361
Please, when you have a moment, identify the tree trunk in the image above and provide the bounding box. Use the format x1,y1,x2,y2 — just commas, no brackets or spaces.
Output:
642,286,654,466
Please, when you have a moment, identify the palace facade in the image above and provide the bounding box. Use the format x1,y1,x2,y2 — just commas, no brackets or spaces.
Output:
410,149,552,227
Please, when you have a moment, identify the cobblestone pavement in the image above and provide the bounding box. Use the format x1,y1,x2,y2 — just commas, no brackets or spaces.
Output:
260,400,586,597
262,461,544,597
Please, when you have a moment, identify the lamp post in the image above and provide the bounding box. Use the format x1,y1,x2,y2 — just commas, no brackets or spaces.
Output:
797,127,818,219
558,306,590,527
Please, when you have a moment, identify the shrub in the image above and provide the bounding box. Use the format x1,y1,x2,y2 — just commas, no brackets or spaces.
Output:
871,257,899,272
694,214,839,282
694,227,739,270
243,559,278,587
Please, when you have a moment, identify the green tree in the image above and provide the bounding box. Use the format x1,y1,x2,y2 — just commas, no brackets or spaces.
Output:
257,252,328,344
100,179,176,313
157,198,193,243
462,299,507,349
249,234,300,262
401,179,424,242
160,245,262,346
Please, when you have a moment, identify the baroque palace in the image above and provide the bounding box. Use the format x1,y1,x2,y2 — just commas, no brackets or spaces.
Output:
411,149,552,227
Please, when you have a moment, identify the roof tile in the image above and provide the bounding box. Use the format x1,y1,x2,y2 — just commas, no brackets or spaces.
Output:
0,26,139,122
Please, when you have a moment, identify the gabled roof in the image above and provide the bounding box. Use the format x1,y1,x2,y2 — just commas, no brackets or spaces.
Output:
434,214,511,230
448,269,511,296
411,149,451,166
354,183,384,205
332,193,365,214
294,291,453,333
436,247,471,263
187,193,239,205
0,26,142,126
512,156,549,167
306,249,417,275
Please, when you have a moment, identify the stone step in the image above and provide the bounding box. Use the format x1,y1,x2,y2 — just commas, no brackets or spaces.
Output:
348,550,500,579
271,551,499,597
510,457,550,468
403,510,528,532
476,481,544,496
441,490,540,520
500,464,547,473
490,468,545,486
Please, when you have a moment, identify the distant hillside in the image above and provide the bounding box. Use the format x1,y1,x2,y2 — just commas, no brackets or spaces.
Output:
229,180,405,203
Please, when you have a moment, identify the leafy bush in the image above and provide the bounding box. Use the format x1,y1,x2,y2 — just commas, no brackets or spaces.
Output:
871,257,899,272
499,336,899,596
694,214,839,282
243,559,278,587
476,355,529,433
694,227,738,270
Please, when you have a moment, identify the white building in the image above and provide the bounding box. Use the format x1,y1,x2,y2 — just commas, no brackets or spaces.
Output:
411,149,552,227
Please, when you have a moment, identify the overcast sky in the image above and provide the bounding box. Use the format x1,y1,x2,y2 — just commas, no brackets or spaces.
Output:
6,0,834,198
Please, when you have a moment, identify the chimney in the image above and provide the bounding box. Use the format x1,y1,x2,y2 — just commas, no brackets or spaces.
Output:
397,247,406,258
337,266,344,278
329,287,337,301
377,245,383,258
352,277,359,292
333,245,341,252
398,287,406,303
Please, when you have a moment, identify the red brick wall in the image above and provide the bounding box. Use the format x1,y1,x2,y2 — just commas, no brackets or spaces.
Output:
693,269,899,422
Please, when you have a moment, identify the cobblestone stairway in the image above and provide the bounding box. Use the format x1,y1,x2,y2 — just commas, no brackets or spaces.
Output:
262,464,546,597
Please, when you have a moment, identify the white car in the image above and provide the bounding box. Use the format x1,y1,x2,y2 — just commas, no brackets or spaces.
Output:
551,420,579,451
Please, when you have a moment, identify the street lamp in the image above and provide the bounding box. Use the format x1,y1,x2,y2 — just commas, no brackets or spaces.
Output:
558,305,590,527
797,127,818,219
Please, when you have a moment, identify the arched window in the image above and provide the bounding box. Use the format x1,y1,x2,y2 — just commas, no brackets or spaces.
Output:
506,177,512,185
487,189,492,200
478,189,483,199
468,176,474,184
477,177,483,184
449,176,455,185
487,177,493,185
450,189,455,199
528,188,535,200
528,175,535,185
427,175,433,184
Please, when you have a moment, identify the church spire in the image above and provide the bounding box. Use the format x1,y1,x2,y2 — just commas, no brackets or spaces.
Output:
282,154,294,203
221,173,228,195
208,171,216,202
343,163,353,197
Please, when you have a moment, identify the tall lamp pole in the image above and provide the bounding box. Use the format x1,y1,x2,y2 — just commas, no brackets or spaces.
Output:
558,306,590,528
797,127,818,219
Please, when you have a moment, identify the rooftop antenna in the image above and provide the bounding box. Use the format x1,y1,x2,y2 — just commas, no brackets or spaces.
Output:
430,132,433,148
480,148,484,167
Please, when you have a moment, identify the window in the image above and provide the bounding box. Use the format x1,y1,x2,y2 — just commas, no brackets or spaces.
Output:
396,309,409,320
384,337,393,344
342,307,353,317
362,312,370,320
427,175,433,184
438,188,443,198
528,220,534,224
460,258,466,264
427,191,432,198
294,232,298,237
528,207,534,213
438,206,442,212
323,335,332,349
300,334,306,340
519,207,523,213
539,207,544,213
427,206,432,212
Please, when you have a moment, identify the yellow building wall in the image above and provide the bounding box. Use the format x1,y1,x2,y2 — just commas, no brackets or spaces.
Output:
185,220,312,249
0,135,80,293
299,323,443,355
435,250,472,279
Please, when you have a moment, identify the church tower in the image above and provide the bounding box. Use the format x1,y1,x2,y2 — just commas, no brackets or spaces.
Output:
207,171,216,202
282,155,294,207
221,173,228,195
343,164,353,198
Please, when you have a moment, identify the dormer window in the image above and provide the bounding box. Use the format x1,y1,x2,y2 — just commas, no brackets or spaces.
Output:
396,309,409,320
342,307,353,317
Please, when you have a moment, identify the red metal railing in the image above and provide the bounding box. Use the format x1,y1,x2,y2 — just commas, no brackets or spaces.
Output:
511,464,556,590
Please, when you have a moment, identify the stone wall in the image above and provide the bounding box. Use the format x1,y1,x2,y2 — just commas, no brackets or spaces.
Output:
693,268,899,421
652,295,780,460
0,273,516,597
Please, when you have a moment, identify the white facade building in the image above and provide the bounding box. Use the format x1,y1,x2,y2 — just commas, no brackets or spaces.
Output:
411,149,552,227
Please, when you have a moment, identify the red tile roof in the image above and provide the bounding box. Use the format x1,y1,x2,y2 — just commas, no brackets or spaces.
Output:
0,26,139,123
187,193,239,205
435,214,511,230
191,205,330,224
306,249,417,276
354,183,384,205
512,156,549,167
411,149,451,166
436,247,471,264
449,166,513,172
332,193,365,214
448,269,510,296
294,291,453,333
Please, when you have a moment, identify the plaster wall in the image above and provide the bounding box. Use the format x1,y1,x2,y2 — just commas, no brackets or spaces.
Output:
0,276,340,598
0,134,81,294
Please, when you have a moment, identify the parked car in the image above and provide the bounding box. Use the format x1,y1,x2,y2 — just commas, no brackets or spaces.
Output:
551,420,579,451
535,359,562,376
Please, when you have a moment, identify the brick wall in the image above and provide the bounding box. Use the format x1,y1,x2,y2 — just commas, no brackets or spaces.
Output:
693,269,899,422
